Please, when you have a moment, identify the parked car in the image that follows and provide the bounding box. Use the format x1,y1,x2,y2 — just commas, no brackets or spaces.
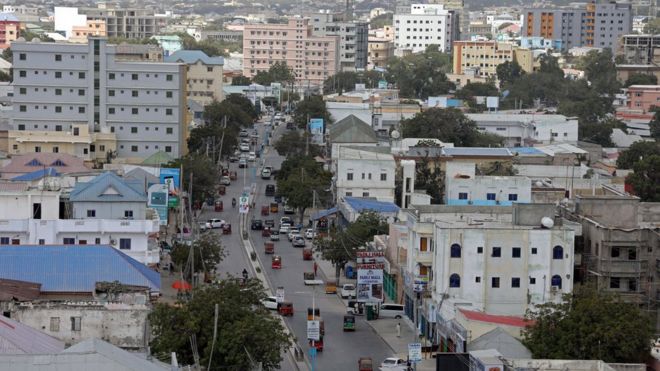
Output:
239,130,249,137
248,152,256,162
279,224,290,234
229,155,238,162
251,219,264,230
261,167,272,179
265,184,276,197
283,205,295,214
304,229,316,239
206,219,225,229
379,303,405,319
238,158,248,168
270,233,280,241
341,284,356,299
220,176,231,185
292,236,306,247
279,217,293,225
198,222,208,232
239,143,250,152
261,296,278,310
288,228,301,241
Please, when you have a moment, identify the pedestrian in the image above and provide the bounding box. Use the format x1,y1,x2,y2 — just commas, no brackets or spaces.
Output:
396,322,401,337
313,261,318,277
169,262,174,276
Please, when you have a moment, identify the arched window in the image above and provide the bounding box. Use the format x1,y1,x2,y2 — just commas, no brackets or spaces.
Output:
450,243,461,258
553,245,564,260
449,274,461,288
551,275,562,289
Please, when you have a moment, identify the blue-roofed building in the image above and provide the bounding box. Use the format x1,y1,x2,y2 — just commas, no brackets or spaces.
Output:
70,171,147,220
165,50,224,105
10,167,61,182
0,245,159,350
338,196,400,223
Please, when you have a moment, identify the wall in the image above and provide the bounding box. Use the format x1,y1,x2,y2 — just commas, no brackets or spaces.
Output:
72,201,147,220
186,60,223,105
0,191,60,220
335,153,396,202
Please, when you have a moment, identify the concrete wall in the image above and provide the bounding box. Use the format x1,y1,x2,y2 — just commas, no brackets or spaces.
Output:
575,196,638,228
0,192,60,220
73,201,147,220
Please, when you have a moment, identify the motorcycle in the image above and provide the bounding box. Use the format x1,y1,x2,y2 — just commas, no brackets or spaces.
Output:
232,198,237,208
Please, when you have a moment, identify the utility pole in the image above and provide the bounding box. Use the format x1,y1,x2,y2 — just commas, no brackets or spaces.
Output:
217,116,227,166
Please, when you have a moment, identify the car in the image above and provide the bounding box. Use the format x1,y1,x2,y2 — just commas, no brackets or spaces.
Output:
239,143,250,152
248,152,256,162
380,357,407,370
288,229,301,241
220,176,231,185
265,184,276,197
206,219,225,229
229,155,238,162
292,236,306,247
198,222,209,232
238,158,248,168
239,130,249,137
264,219,275,228
270,233,280,241
340,284,356,299
261,167,272,179
250,219,264,230
304,229,316,239
279,216,292,225
279,224,290,234
283,205,295,214
241,138,250,144
379,303,405,319
261,296,278,310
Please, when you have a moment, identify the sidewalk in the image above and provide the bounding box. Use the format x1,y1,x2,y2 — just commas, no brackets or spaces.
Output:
314,256,436,371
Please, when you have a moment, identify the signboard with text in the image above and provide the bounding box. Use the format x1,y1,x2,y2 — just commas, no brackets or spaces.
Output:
307,320,320,341
408,343,422,363
276,287,285,303
357,268,383,303
148,184,169,225
239,195,250,214
309,118,324,145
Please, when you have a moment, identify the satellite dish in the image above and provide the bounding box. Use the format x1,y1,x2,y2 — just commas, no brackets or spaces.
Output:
541,217,554,229
391,130,400,139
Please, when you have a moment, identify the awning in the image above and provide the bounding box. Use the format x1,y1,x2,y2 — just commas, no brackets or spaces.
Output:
311,207,338,221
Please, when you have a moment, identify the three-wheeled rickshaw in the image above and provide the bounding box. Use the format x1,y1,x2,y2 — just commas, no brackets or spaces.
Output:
309,337,324,352
222,223,231,234
302,248,313,260
277,301,294,316
307,307,320,321
229,171,237,180
358,357,373,371
325,280,337,294
270,202,279,213
261,205,270,216
262,227,272,237
218,185,226,195
214,200,223,212
221,168,229,177
271,255,281,269
343,315,355,332
264,241,275,254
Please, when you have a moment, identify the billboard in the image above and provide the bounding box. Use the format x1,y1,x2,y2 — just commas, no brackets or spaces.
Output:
378,80,388,89
148,184,169,225
357,268,384,303
271,82,282,104
309,118,324,145
160,168,181,192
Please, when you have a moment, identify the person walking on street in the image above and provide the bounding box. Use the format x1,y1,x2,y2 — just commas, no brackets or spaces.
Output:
169,262,174,276
313,261,318,277
396,322,401,337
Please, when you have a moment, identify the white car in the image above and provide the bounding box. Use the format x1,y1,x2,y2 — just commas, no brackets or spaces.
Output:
288,229,301,241
261,296,278,310
220,176,231,185
248,152,256,162
292,236,306,248
380,357,407,370
239,143,250,152
239,130,249,137
270,233,280,241
304,229,316,239
206,219,225,229
261,167,272,179
341,284,356,299
279,225,290,234
198,222,208,232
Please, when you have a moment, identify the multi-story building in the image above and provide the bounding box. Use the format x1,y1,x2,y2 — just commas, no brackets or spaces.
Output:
626,85,660,114
11,37,187,161
523,1,632,51
467,113,579,146
444,162,531,206
394,4,460,54
311,13,369,72
2,5,40,23
0,13,19,49
79,3,161,39
367,37,394,70
619,34,660,65
69,20,107,43
165,50,224,105
452,41,534,78
242,19,339,89
335,146,396,202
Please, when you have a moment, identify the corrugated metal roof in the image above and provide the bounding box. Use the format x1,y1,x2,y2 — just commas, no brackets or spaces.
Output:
11,167,60,181
165,50,224,65
329,115,378,143
0,182,29,192
63,338,167,370
0,316,65,354
344,197,400,213
0,245,160,293
508,147,544,155
443,147,513,157
69,172,146,203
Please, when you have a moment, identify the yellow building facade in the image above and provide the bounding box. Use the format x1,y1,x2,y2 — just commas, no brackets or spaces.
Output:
452,41,534,78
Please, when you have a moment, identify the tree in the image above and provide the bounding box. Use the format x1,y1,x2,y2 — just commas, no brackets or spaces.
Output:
224,93,258,120
455,82,499,100
149,280,290,370
617,141,660,169
644,18,660,34
293,95,332,128
253,62,294,85
318,212,388,281
170,233,226,275
323,71,382,94
1,48,12,63
400,108,504,147
166,154,218,203
252,70,273,86
177,32,241,57
386,45,455,99
496,60,524,88
624,73,658,87
578,49,620,96
276,156,332,222
523,286,652,363
231,75,251,86
370,13,393,28
626,155,660,201
274,130,321,157
558,79,614,125
577,120,615,147
538,54,564,78
650,109,660,140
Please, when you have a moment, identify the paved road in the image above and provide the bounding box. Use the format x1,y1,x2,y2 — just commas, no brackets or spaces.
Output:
246,115,394,370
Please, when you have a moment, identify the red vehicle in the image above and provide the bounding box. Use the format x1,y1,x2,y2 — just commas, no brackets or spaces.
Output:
271,255,282,269
277,301,294,316
261,205,270,216
264,242,274,254
214,200,223,212
262,227,271,237
358,357,373,371
230,171,237,180
302,248,313,260
222,223,232,234
309,337,323,352
221,168,229,177
218,185,226,195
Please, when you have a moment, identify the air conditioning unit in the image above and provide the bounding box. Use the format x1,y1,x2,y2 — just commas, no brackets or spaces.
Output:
109,239,117,246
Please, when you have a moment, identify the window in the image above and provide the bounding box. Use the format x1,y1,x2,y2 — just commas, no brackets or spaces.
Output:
73,127,79,136
109,107,115,114
492,247,501,257
166,127,173,134
166,108,173,116
131,145,138,152
362,192,370,197
95,238,101,244
70,317,81,331
78,72,85,79
55,88,62,96
63,237,75,244
78,240,87,245
491,277,500,288
0,237,8,244
165,146,172,153
119,238,131,250
78,107,85,113
508,194,518,201
53,147,59,153
530,277,536,284
19,105,26,112
19,70,26,77
458,192,468,200
512,247,521,258
611,247,620,258
109,90,115,97
55,54,61,61
610,277,620,289
166,91,173,98
511,277,521,288
628,249,637,260
450,243,461,258
531,247,538,254
486,193,496,201
477,246,483,254
449,274,461,288
347,172,354,180
55,125,62,132
87,210,96,217
553,245,564,259
78,89,85,96
628,279,637,292
55,106,62,113
131,107,139,115
124,210,134,219
19,53,25,60
166,74,173,81
475,276,481,283
50,317,60,332
419,237,429,252
551,275,562,289
131,127,138,133
132,90,138,97
109,73,115,80
132,73,138,80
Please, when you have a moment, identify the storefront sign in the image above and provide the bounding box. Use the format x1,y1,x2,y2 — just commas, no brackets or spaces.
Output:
357,268,384,303
408,343,422,363
307,320,320,341
148,184,169,225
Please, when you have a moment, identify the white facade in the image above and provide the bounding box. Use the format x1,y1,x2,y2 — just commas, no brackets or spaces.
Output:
0,189,60,220
467,113,579,147
444,162,531,206
11,37,186,160
0,218,159,264
394,4,458,54
335,146,396,202
54,7,87,38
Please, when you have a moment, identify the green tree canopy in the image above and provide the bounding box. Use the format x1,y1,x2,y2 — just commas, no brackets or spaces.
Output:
323,71,382,94
231,75,251,86
386,45,455,99
170,233,226,275
149,280,290,370
276,156,332,223
455,82,499,100
624,73,658,87
274,130,321,158
523,286,652,363
400,108,504,147
253,62,295,85
626,154,660,201
577,49,620,96
166,154,218,203
650,108,660,140
370,13,393,28
293,95,332,128
617,141,660,169
225,93,258,120
178,32,241,57
496,60,525,88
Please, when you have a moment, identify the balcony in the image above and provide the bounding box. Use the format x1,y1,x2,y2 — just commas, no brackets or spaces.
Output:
597,259,647,276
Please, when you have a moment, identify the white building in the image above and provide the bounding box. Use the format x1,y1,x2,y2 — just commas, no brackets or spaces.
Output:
444,162,531,206
11,37,187,161
335,146,396,202
54,7,87,39
394,4,459,54
466,113,579,147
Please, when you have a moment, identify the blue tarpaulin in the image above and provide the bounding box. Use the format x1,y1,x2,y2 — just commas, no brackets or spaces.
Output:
311,207,338,220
